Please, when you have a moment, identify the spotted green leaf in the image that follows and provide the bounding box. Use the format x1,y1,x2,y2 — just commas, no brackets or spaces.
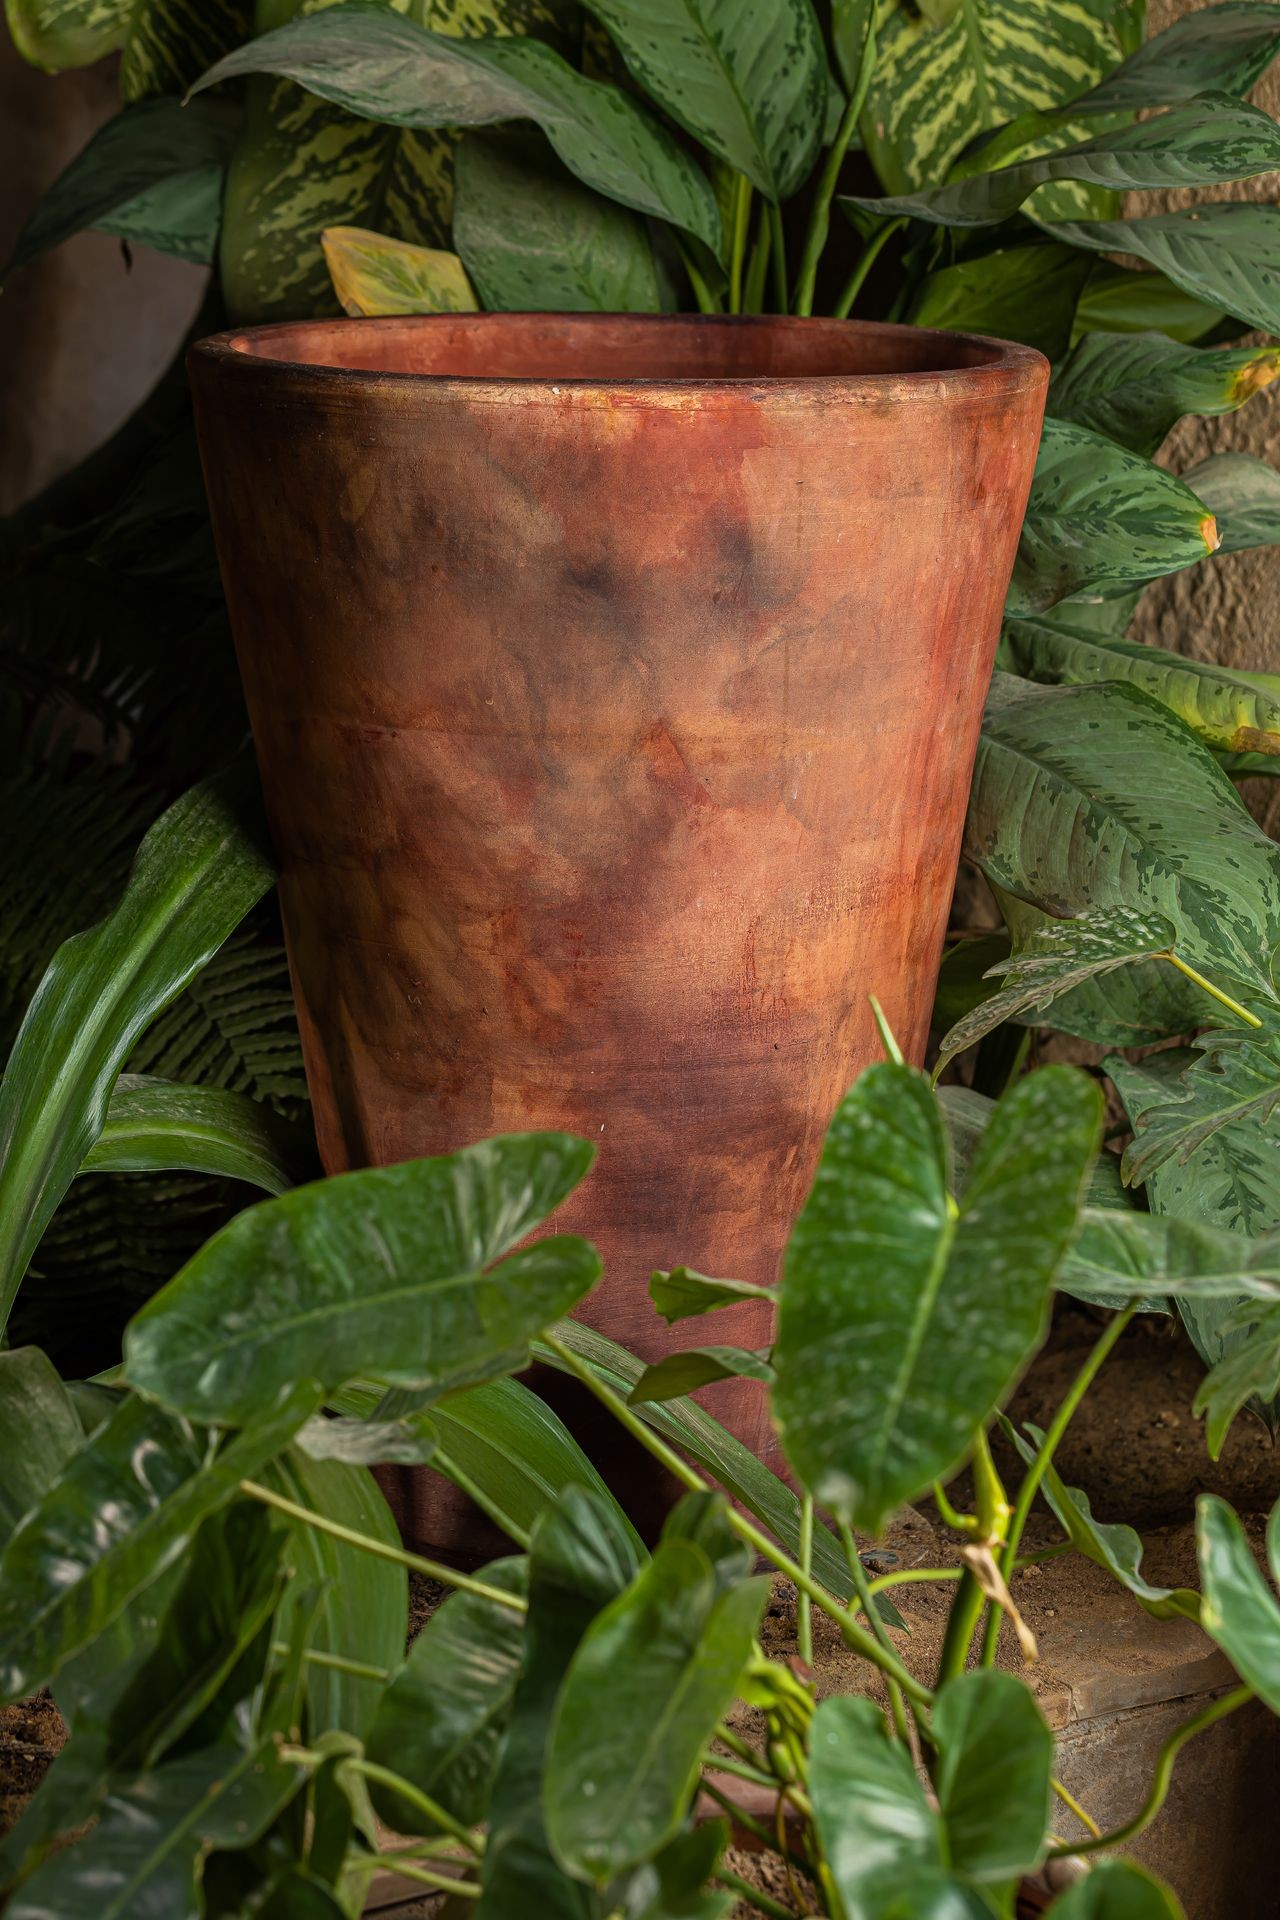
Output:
454,129,663,312
1119,1027,1280,1189
6,0,252,99
576,0,827,202
1048,330,1280,458
1046,202,1280,337
1198,1491,1280,1709
1056,1207,1280,1313
1002,617,1280,754
1008,418,1221,615
1185,451,1280,557
321,224,477,313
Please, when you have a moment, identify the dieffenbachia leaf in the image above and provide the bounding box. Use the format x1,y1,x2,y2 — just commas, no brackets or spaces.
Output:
1004,1420,1200,1620
1194,1302,1280,1454
1008,419,1220,615
0,1348,84,1546
772,1063,1100,1534
1185,451,1280,557
628,1346,775,1406
576,0,827,202
1120,1027,1280,1188
81,1073,310,1195
967,675,1280,1008
454,129,663,313
4,95,240,276
935,905,1177,1074
321,224,478,315
1047,1859,1187,1919
1044,203,1280,337
846,95,1280,229
195,5,723,258
125,1133,601,1424
1002,619,1280,756
545,1540,767,1881
7,0,252,99
1198,1491,1280,1711
366,1557,528,1831
1047,331,1280,460
0,764,274,1329
648,1267,773,1325
1056,1208,1280,1313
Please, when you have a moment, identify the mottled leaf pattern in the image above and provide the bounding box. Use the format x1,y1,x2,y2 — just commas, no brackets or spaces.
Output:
6,0,251,97
1047,330,1280,458
1185,451,1280,556
1046,203,1280,336
1119,1028,1280,1189
322,224,478,313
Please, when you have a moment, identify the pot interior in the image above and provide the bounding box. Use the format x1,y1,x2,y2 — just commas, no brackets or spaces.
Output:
218,312,1016,384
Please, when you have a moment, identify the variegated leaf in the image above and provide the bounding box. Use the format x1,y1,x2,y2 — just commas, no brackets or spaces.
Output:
6,0,253,99
1048,330,1280,459
321,225,478,314
1185,452,1280,557
1046,202,1280,337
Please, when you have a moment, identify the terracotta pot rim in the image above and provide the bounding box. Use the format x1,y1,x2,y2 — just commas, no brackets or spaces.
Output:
190,311,1047,408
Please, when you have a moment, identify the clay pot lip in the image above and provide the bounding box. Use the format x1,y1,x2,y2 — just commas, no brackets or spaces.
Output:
189,311,1047,408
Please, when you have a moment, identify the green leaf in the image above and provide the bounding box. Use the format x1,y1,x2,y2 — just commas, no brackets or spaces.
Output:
1069,1,1280,114
546,1541,767,1881
932,1670,1052,1881
81,1073,308,1195
1047,1857,1186,1919
294,1408,438,1465
1185,451,1280,556
908,241,1093,359
808,1694,944,1911
454,129,664,312
366,1556,527,1830
1002,617,1280,755
0,1382,317,1704
196,5,723,257
623,1819,732,1920
6,0,252,97
1046,203,1280,337
936,905,1177,1073
576,0,826,202
124,1133,600,1423
0,1347,83,1545
863,0,1139,199
848,95,1280,229
1055,1206,1280,1315
1120,1027,1280,1187
1197,1491,1280,1710
1008,418,1221,615
967,674,1280,1005
479,1489,641,1919
0,764,274,1328
1193,1302,1280,1454
940,1085,1128,1212
1004,1420,1200,1620
648,1267,773,1324
629,1346,775,1406
772,1063,1100,1533
321,224,478,315
660,1491,751,1598
5,95,240,276
1047,330,1280,459
1071,258,1226,344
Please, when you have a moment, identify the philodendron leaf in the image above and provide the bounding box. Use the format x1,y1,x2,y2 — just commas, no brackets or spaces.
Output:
772,1063,1100,1535
545,1541,767,1882
968,675,1280,1006
125,1133,600,1424
1048,1858,1186,1919
0,763,274,1325
0,1347,83,1545
5,95,241,276
454,129,663,313
366,1557,528,1831
1185,451,1280,556
1194,1302,1280,1455
577,0,827,202
847,95,1280,229
935,905,1176,1073
648,1267,773,1324
1008,419,1220,615
6,0,253,99
1002,618,1280,756
932,1670,1053,1882
1004,1420,1200,1621
195,7,723,258
81,1073,310,1195
629,1346,775,1406
624,1820,732,1920
1197,1491,1280,1710
321,225,478,315
1046,331,1280,461
0,1382,317,1704
1045,204,1280,337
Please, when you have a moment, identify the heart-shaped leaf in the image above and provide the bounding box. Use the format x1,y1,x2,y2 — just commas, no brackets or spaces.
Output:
1197,1492,1280,1711
932,1670,1053,1881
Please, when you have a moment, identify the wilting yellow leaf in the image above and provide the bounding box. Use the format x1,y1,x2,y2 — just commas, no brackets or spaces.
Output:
321,225,478,317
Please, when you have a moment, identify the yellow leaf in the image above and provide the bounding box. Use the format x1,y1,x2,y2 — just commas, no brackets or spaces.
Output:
320,225,478,317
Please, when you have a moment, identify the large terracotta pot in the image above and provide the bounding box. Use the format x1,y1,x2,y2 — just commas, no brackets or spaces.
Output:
189,313,1046,1539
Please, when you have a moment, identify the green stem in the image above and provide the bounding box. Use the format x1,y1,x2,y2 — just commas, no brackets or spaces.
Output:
868,1565,964,1597
1162,952,1263,1028
792,14,878,316
700,1777,787,1857
729,173,753,315
713,1866,797,1920
1048,1687,1253,1857
768,202,788,313
797,1494,814,1668
239,1478,527,1614
539,1332,932,1709
936,1567,986,1690
832,218,905,320
707,1751,780,1792
743,205,772,314
1052,1775,1102,1841
840,1522,911,1743
980,1303,1137,1667
273,1643,391,1685
351,1758,482,1855
364,1854,479,1898
679,242,722,315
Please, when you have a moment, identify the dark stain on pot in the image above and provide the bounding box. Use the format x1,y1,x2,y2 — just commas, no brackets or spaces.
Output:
190,314,1048,1529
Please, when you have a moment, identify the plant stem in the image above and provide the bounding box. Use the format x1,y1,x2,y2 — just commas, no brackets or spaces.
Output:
272,1642,391,1685
768,202,788,313
679,242,722,315
743,205,772,314
936,1566,986,1690
538,1332,932,1708
351,1758,482,1854
364,1854,479,1898
714,1866,797,1919
708,1751,781,1792
797,1495,814,1668
980,1304,1137,1667
729,173,753,315
1162,952,1263,1028
1048,1687,1253,1857
832,217,905,320
238,1478,527,1613
702,1776,797,1859
867,1564,964,1596
1052,1775,1102,1840
792,15,877,316
840,1522,911,1742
